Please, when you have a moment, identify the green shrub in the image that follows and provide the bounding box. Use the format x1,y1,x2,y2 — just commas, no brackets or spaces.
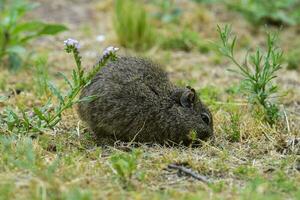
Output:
0,0,67,70
217,25,283,125
110,149,144,187
161,28,211,53
33,55,50,96
151,0,182,23
198,85,221,104
227,0,300,26
191,0,221,3
0,182,14,200
0,136,37,171
114,0,155,51
224,112,241,142
285,49,300,70
0,40,118,135
63,188,93,200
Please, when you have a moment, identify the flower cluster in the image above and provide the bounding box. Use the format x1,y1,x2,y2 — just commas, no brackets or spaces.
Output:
92,46,119,67
102,46,119,58
64,38,80,53
86,46,119,82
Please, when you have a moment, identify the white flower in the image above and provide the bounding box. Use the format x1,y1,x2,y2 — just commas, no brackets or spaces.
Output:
103,46,119,57
64,38,80,49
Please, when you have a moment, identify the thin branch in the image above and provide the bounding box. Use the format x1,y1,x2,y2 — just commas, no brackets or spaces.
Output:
168,164,211,184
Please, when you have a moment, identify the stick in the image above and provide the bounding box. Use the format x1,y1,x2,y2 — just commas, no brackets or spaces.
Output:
168,164,210,184
282,106,291,136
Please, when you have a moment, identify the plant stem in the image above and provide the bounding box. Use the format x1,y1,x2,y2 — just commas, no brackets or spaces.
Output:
0,30,9,63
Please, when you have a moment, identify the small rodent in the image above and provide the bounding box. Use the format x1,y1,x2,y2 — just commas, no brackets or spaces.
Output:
78,56,213,145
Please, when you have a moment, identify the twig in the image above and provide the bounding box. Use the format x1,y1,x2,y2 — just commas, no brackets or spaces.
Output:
76,121,80,137
126,121,145,147
168,164,210,184
282,105,291,136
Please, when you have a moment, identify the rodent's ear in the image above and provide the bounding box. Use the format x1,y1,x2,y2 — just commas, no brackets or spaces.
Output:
180,86,196,108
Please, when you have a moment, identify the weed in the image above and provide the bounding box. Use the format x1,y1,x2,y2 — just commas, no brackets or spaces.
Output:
151,0,182,24
161,28,210,53
0,136,37,171
0,182,14,200
198,85,221,105
233,165,258,179
109,149,144,187
33,55,50,96
0,40,118,135
241,178,280,200
63,188,93,200
285,48,300,70
217,25,283,125
240,174,299,199
225,83,241,95
192,0,221,3
0,72,7,90
0,0,67,70
272,171,298,193
227,0,300,26
114,0,155,51
223,112,241,142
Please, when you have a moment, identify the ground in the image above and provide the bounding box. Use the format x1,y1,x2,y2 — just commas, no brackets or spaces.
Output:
0,0,300,199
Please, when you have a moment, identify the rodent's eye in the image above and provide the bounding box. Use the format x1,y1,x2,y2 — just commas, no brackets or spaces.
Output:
201,113,211,125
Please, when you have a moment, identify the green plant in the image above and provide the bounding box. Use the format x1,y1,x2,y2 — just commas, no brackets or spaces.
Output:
224,112,241,142
33,55,50,96
63,188,92,200
198,85,221,105
273,172,298,193
240,174,299,199
191,0,221,3
217,25,283,125
109,149,144,186
0,40,118,135
114,0,155,51
151,0,182,23
227,0,300,26
0,136,37,171
161,28,210,53
0,0,67,70
233,165,258,179
0,182,14,200
285,49,300,70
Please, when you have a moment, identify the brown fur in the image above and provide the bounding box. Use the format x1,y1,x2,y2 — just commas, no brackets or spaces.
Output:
78,56,213,145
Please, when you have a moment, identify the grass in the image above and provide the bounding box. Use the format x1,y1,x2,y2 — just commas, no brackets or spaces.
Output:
285,48,300,70
113,0,156,51
0,131,299,199
33,54,50,97
151,0,183,24
226,0,300,26
161,27,212,53
0,0,299,199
